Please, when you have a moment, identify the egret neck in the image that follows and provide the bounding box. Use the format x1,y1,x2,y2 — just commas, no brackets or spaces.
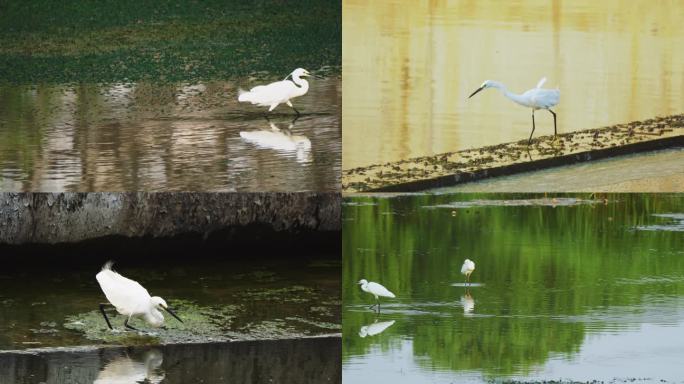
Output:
486,81,530,108
290,73,309,97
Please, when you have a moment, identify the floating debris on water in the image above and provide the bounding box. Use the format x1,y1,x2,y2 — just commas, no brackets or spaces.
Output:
423,198,596,209
635,213,684,232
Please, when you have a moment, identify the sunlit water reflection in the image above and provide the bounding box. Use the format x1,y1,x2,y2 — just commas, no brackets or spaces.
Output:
343,193,684,382
343,0,684,169
0,78,340,191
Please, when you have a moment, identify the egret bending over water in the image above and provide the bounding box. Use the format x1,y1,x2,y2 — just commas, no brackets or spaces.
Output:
469,78,560,145
238,68,315,116
358,279,395,311
461,259,475,285
96,261,183,331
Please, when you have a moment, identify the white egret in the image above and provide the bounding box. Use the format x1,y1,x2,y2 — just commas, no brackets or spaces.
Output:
96,261,183,331
461,259,476,285
358,279,395,311
238,68,317,116
469,78,560,145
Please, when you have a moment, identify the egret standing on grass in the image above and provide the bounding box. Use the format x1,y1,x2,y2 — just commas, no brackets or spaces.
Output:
461,259,476,285
238,68,316,116
358,279,395,311
468,78,560,145
96,261,183,331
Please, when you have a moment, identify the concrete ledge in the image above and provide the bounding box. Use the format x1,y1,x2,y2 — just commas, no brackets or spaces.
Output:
0,192,341,245
342,114,684,193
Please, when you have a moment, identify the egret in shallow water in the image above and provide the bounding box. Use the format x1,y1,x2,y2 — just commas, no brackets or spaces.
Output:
358,279,395,311
238,68,316,116
469,78,560,145
461,259,476,285
96,261,183,331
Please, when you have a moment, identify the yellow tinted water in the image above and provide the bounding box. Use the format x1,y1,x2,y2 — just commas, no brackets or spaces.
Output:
343,0,684,169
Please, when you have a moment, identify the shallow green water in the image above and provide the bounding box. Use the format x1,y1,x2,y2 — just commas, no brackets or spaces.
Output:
342,194,684,383
0,258,340,350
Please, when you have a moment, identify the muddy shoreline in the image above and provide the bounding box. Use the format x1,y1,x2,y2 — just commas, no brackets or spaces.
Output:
342,114,684,193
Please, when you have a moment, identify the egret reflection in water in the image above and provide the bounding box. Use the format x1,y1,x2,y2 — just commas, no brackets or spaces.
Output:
239,118,312,163
460,290,475,316
94,349,165,384
359,319,396,338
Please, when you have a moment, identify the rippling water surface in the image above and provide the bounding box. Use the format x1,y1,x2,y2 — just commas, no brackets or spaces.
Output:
343,193,684,383
0,78,340,191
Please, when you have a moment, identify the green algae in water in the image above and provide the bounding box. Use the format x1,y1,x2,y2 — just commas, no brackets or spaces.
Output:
231,270,279,283
238,286,318,303
64,300,240,345
285,317,341,331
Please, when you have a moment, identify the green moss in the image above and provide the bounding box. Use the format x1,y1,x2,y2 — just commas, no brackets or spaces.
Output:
63,300,240,344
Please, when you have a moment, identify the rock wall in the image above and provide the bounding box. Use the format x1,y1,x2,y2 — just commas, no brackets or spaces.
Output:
0,193,340,245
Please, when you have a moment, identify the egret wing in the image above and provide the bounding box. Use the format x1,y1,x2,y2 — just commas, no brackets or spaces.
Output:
461,260,475,274
530,88,560,109
96,268,151,313
367,282,396,298
536,77,547,89
243,80,298,105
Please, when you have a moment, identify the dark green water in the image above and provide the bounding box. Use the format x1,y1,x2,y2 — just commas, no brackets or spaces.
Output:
0,257,340,350
342,194,684,383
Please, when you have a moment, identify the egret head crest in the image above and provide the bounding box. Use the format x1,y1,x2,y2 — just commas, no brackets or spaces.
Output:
358,279,368,285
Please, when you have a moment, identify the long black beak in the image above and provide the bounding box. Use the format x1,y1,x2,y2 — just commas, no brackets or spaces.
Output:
468,86,485,99
164,307,184,323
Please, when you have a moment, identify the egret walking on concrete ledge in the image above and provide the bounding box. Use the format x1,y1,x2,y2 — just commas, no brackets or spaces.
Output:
238,68,316,116
358,279,395,311
461,259,476,285
96,261,184,331
469,78,560,145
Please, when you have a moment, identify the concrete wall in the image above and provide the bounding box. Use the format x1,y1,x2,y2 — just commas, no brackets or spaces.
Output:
0,193,340,245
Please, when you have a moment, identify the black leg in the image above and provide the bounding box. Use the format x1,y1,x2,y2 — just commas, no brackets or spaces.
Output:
124,317,138,331
528,110,536,145
292,106,301,117
549,109,557,136
99,303,113,330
